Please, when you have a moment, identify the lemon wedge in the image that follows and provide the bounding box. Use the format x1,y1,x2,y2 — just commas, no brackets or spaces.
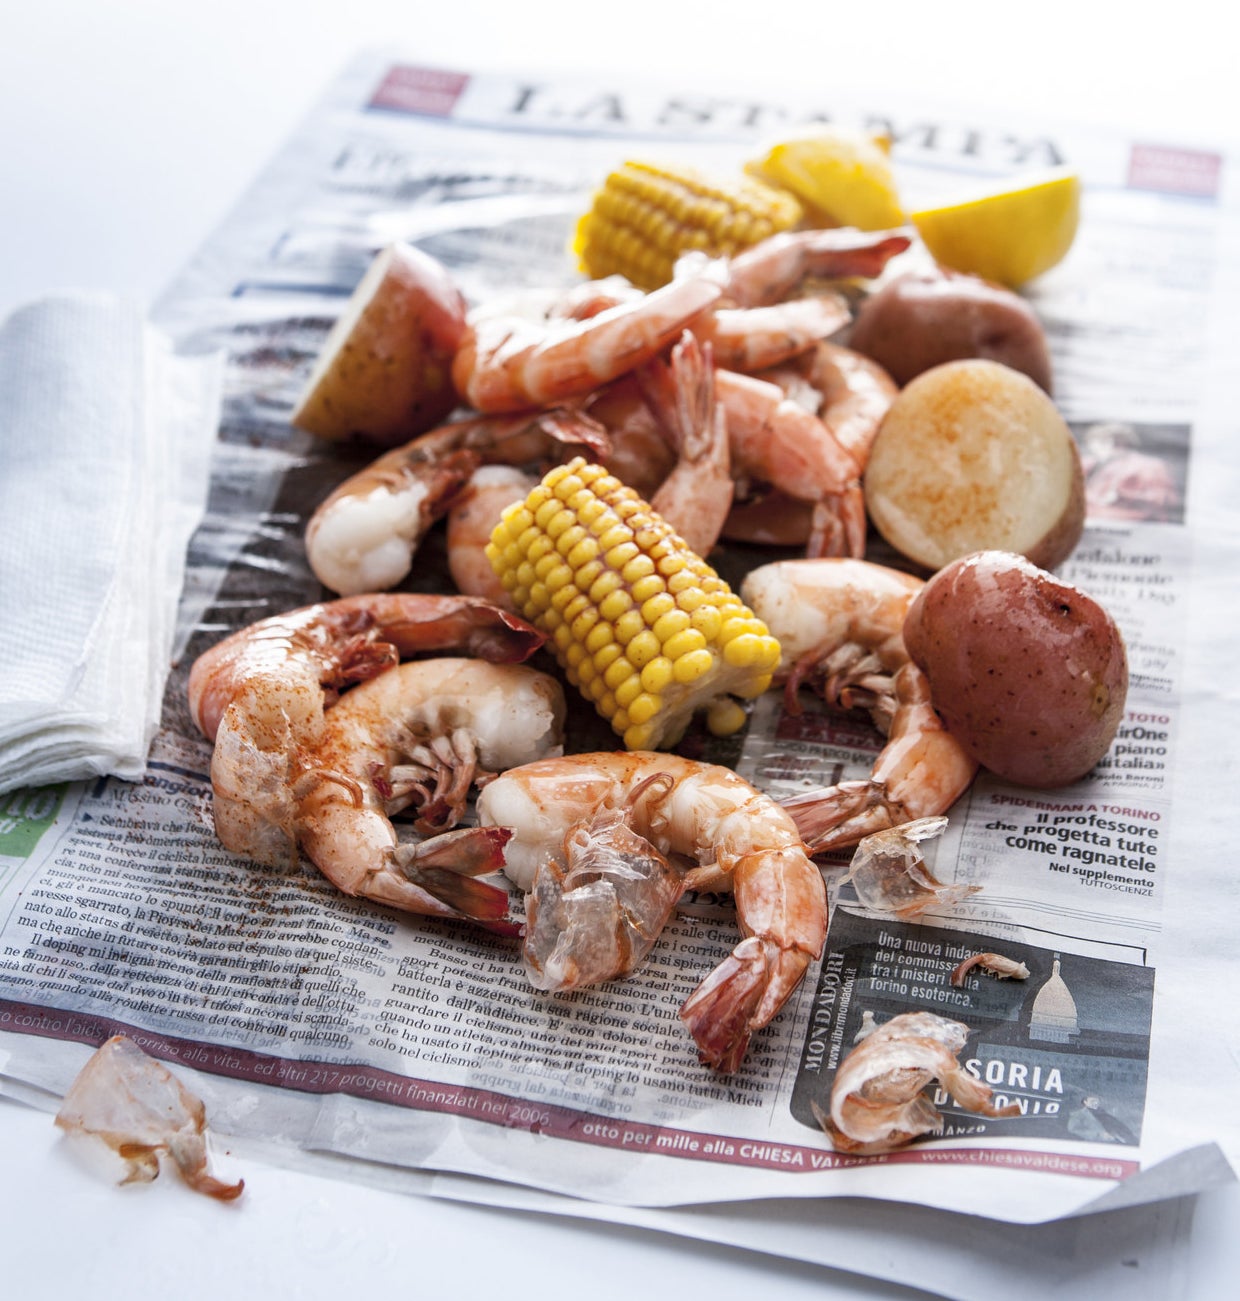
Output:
911,168,1081,288
747,127,906,231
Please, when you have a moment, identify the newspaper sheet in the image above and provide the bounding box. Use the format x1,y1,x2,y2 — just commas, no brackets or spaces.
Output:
2,51,1237,1230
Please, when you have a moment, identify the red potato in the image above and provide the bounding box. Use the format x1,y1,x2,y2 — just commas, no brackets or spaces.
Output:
863,359,1085,573
903,551,1128,787
849,267,1053,391
291,242,467,446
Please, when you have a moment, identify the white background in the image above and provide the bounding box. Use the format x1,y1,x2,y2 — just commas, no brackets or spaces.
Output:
1,3,1236,1296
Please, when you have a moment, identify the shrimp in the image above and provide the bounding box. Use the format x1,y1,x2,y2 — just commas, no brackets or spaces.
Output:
305,410,610,596
188,591,545,744
817,1011,1020,1154
445,464,538,605
641,332,733,557
949,952,1030,987
188,593,544,874
706,227,913,309
451,267,726,413
445,331,731,595
717,370,866,558
759,340,898,467
740,559,978,852
477,751,827,1073
293,659,565,928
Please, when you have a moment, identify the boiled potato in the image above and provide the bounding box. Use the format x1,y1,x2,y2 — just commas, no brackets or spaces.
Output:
849,268,1052,391
903,551,1128,787
863,358,1084,572
291,242,467,446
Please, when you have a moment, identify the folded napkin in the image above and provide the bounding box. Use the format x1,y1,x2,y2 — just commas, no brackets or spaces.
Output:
0,294,222,793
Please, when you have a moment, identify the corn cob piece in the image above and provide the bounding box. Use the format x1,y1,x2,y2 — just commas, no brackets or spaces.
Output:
573,160,803,291
486,458,781,751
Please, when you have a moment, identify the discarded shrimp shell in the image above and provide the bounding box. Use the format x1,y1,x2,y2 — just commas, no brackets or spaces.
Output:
818,1011,1020,1154
949,952,1031,988
55,1035,243,1201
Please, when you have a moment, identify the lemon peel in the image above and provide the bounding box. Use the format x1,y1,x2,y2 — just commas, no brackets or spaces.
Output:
747,127,906,231
910,167,1081,288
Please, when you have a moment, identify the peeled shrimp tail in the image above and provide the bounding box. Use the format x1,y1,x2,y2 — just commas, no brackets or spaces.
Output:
680,844,826,1073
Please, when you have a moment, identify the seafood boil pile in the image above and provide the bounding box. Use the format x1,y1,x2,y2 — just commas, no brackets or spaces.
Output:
183,137,1127,1154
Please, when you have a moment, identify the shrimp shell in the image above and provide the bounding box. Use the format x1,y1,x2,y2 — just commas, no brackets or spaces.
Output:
817,1011,1020,1153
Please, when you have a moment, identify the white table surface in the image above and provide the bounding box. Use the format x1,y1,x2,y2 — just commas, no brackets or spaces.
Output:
2,4,1237,1296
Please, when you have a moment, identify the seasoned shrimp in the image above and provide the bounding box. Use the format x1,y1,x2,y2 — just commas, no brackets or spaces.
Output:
305,410,609,596
188,591,544,743
740,558,978,851
188,593,544,874
690,294,852,373
451,267,726,413
477,751,827,1073
293,659,565,928
717,369,866,558
760,341,898,467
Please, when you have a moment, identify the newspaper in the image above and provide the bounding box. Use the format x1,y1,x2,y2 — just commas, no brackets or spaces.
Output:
2,51,1237,1235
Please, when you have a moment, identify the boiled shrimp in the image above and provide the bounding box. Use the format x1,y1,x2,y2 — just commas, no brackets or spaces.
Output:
717,369,867,558
451,266,726,413
704,227,913,309
445,331,730,597
477,751,827,1073
305,410,609,596
188,591,544,743
640,332,733,557
758,340,898,467
188,593,544,872
293,658,565,928
740,558,978,851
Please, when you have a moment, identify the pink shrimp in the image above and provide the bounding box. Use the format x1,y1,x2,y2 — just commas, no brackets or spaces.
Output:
304,410,610,596
292,658,565,929
717,369,867,558
451,267,726,413
187,593,545,880
720,344,896,550
709,227,913,309
477,751,827,1073
740,559,979,852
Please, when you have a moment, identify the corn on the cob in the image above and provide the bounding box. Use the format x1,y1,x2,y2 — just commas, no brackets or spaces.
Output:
486,458,781,751
573,160,803,291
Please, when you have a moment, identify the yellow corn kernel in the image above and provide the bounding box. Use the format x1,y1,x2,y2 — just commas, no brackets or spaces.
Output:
574,160,804,290
488,457,781,749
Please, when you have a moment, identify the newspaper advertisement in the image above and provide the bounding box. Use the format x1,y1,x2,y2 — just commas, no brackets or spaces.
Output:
1,51,1237,1227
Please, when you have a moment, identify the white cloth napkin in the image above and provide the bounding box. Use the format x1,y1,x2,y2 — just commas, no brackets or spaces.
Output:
0,294,221,793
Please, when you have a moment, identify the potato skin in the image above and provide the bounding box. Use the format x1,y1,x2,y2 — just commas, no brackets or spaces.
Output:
849,267,1053,392
292,242,467,446
903,552,1128,787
